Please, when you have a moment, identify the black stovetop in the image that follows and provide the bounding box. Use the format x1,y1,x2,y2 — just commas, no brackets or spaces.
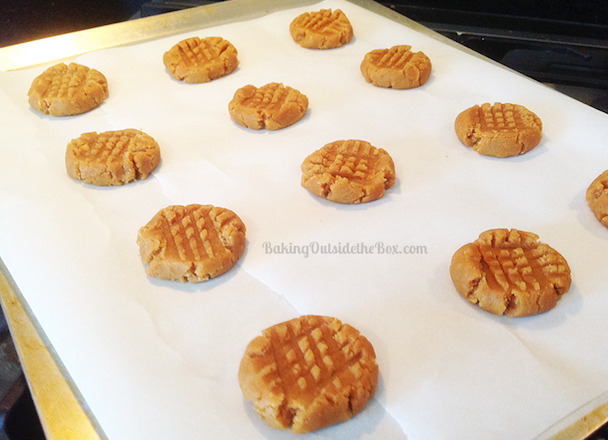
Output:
382,1,608,93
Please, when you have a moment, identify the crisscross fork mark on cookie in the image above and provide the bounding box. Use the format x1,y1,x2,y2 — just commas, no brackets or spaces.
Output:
301,140,396,204
137,204,246,282
162,205,243,262
377,46,416,68
328,146,379,181
300,9,350,34
267,318,366,400
239,316,378,433
479,103,522,132
450,229,571,317
66,129,161,185
164,206,220,261
178,37,223,66
253,84,289,108
480,242,565,296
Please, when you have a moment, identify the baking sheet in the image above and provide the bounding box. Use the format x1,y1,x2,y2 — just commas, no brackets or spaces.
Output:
1,0,608,439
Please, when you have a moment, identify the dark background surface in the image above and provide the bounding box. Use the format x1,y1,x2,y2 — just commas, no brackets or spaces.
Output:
2,0,608,48
1,0,145,47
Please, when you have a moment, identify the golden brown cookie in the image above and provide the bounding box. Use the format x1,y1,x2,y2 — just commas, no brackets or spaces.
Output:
28,62,108,116
65,129,161,186
454,102,542,158
586,170,608,228
137,204,246,283
228,83,308,130
450,228,571,317
162,36,238,83
289,9,353,49
360,45,431,89
301,139,395,204
239,315,378,433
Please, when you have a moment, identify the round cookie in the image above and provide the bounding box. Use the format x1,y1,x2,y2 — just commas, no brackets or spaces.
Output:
137,204,246,283
450,228,571,317
162,36,238,83
65,129,161,186
289,9,353,49
301,139,395,204
360,45,431,89
228,83,308,130
28,62,108,116
238,315,378,434
586,169,608,228
454,102,542,157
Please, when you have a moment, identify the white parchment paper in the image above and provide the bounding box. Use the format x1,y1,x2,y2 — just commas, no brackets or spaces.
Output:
1,1,607,439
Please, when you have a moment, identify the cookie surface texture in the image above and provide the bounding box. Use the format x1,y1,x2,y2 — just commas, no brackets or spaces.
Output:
301,139,396,204
454,102,542,157
360,45,431,89
137,204,246,283
450,228,571,317
586,170,608,228
239,315,378,433
229,83,308,130
162,36,238,83
28,62,108,116
290,9,353,49
66,129,161,186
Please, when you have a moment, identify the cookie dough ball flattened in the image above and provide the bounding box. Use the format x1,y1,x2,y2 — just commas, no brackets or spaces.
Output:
360,45,431,89
66,129,161,186
455,102,542,158
162,36,238,83
301,140,396,204
586,170,608,228
137,204,246,283
450,229,571,317
229,83,309,130
239,315,378,434
290,9,353,49
28,62,108,116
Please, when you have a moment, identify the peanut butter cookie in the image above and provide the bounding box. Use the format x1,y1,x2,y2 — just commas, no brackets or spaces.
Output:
301,139,395,204
586,170,608,228
455,102,542,157
137,204,246,283
28,62,108,116
290,9,353,49
163,36,238,83
360,45,431,89
450,228,571,317
239,315,378,433
229,83,308,130
66,129,161,186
